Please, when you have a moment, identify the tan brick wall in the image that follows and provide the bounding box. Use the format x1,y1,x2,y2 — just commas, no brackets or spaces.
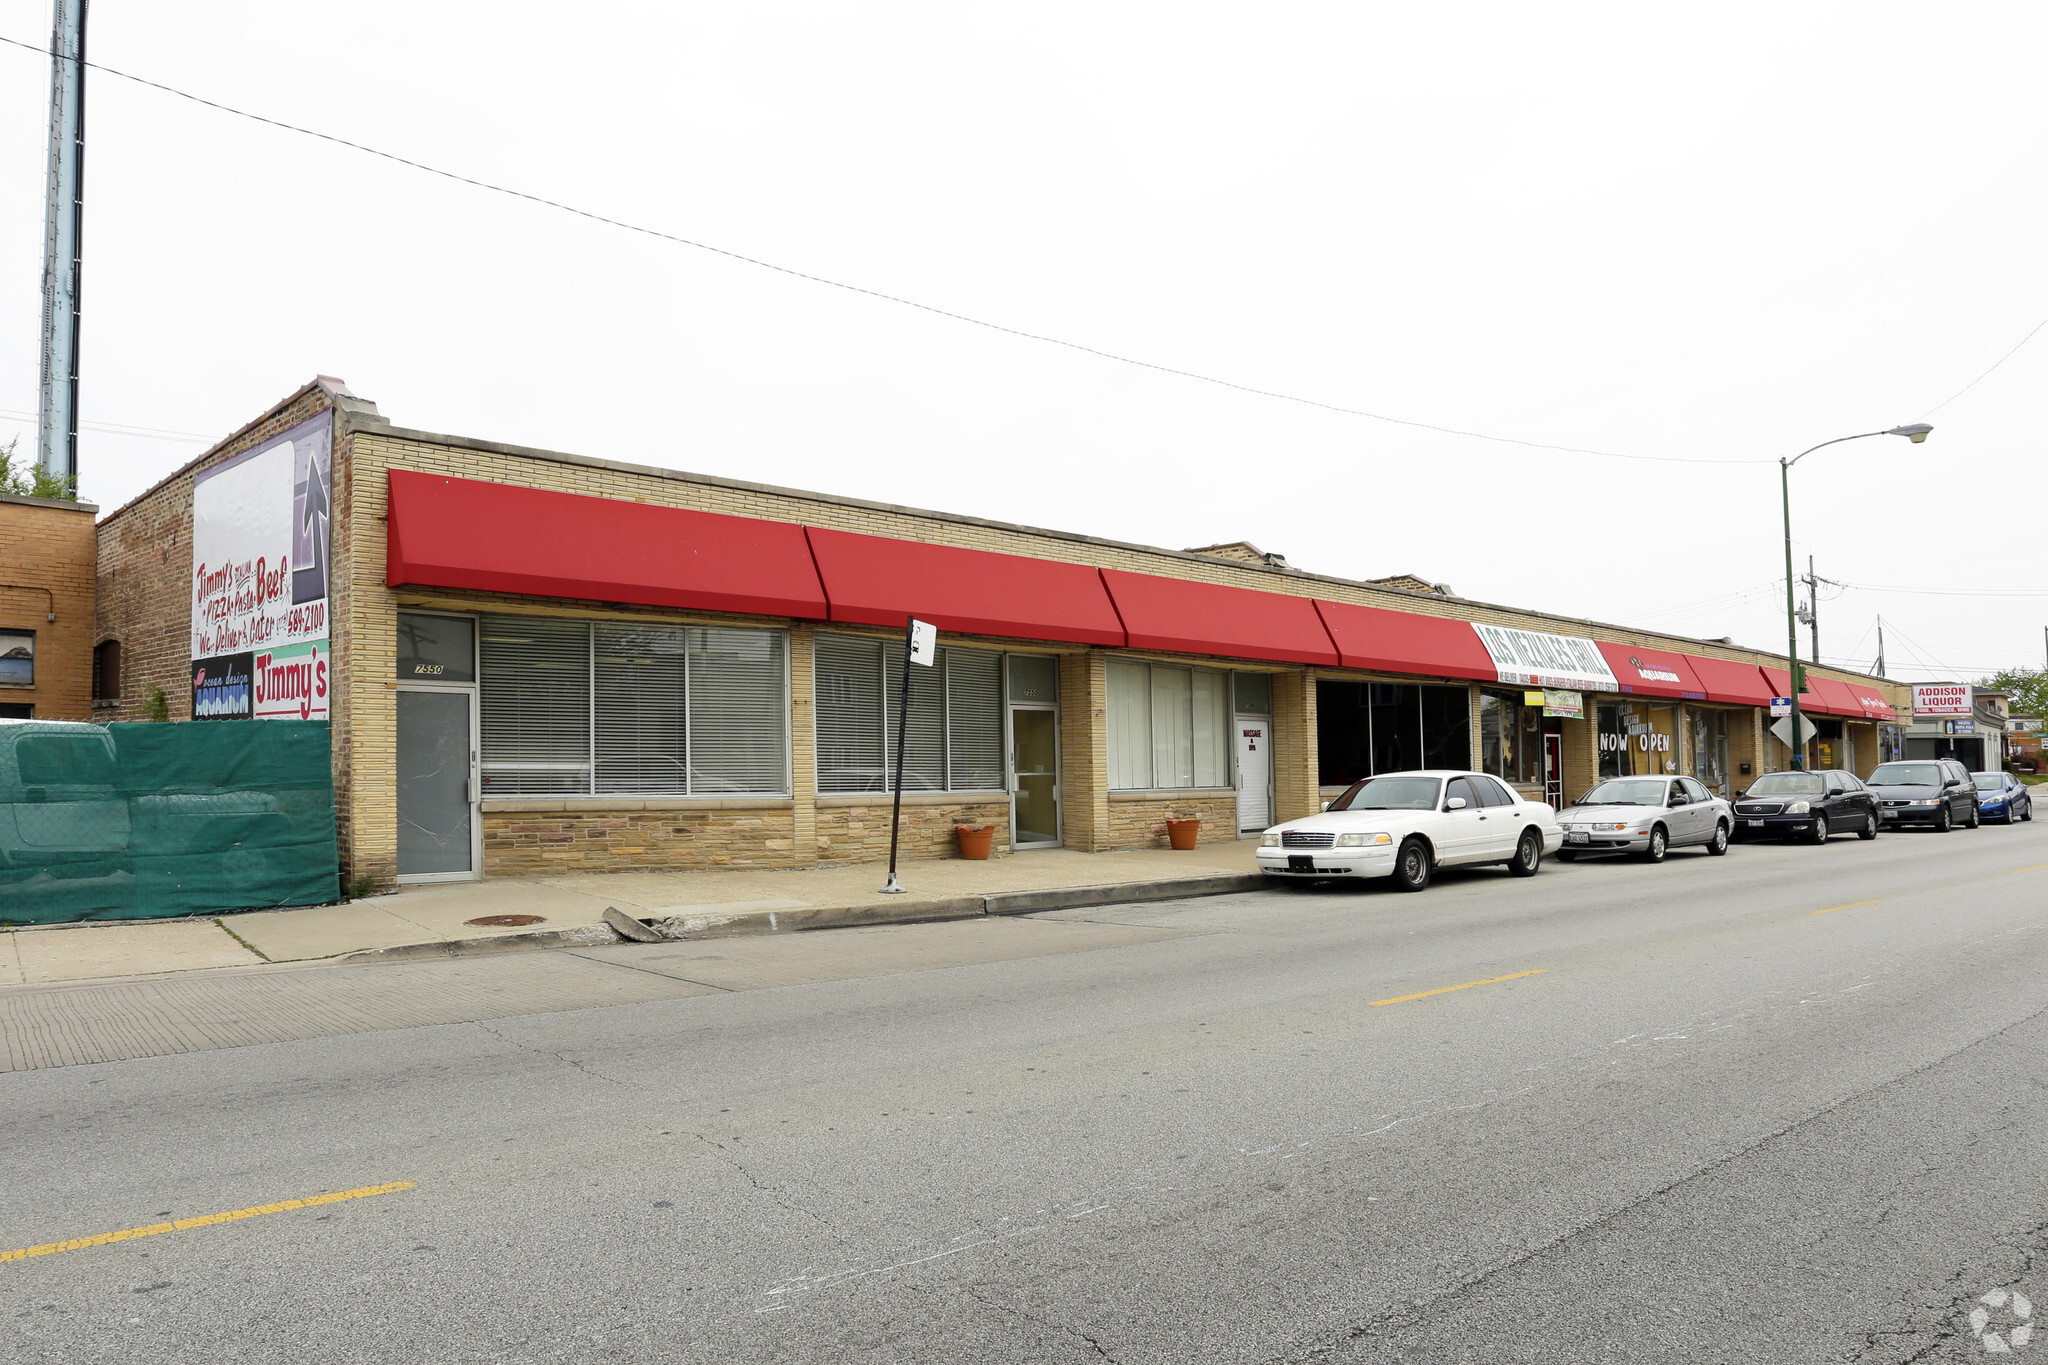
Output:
1272,668,1319,822
1105,791,1238,847
815,800,1012,862
482,804,797,875
0,494,97,721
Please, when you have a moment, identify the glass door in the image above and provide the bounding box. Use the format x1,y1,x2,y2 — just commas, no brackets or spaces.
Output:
1009,707,1060,847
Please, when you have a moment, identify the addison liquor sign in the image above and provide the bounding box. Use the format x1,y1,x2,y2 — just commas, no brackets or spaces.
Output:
189,414,332,720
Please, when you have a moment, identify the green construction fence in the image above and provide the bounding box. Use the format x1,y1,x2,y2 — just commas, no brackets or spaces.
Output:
0,719,339,925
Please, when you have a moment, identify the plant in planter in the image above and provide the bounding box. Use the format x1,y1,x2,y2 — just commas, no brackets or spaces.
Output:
955,824,995,860
1165,813,1201,850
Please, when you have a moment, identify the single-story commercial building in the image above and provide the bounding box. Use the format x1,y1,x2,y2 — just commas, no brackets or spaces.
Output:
92,378,1911,890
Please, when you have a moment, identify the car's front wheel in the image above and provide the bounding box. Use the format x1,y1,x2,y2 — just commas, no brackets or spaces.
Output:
1808,813,1829,845
1641,826,1668,863
1707,821,1730,855
1393,838,1432,893
1936,805,1952,833
1508,829,1542,877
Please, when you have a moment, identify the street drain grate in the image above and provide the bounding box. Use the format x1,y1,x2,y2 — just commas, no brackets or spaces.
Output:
464,914,547,927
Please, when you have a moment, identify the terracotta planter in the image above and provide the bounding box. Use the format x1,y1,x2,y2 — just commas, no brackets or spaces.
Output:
955,824,995,860
1165,818,1201,851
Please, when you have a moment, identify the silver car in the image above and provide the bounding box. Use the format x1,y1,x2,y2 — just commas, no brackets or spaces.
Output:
1555,774,1732,863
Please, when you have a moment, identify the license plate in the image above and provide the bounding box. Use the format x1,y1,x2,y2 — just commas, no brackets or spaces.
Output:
1288,855,1316,872
1747,819,1765,827
1567,830,1588,844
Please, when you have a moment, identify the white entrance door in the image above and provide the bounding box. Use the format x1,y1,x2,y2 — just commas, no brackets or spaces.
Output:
1235,716,1272,832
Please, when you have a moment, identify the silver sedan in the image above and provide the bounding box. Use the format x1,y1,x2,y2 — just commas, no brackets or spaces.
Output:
1556,774,1733,863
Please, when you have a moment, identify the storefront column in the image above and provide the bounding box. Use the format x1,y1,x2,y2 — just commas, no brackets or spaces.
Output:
1059,650,1112,851
1558,711,1598,804
788,625,819,866
1272,667,1320,823
1730,708,1763,788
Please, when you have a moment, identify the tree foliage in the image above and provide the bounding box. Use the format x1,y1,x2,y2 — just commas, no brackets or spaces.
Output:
0,436,80,501
1976,666,2048,720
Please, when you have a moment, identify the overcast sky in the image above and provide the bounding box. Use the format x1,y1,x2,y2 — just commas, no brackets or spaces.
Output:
3,2,2044,683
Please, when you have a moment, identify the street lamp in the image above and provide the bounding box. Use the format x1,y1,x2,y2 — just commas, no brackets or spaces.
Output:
1779,423,1932,768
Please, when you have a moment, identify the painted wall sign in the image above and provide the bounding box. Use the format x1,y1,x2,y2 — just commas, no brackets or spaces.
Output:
253,640,330,720
1471,623,1618,693
191,413,331,672
1912,683,1972,717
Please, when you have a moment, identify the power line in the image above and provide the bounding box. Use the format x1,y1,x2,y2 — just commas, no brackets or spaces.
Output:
1918,309,2048,419
0,406,211,443
1833,580,2048,598
0,32,1775,470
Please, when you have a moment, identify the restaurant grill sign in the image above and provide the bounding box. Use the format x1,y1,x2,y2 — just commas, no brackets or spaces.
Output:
1472,623,1618,693
190,414,331,720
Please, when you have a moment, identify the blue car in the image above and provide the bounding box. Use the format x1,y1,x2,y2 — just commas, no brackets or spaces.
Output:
1973,771,2033,823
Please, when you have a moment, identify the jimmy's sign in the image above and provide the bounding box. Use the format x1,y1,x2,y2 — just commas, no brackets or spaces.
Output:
190,414,331,718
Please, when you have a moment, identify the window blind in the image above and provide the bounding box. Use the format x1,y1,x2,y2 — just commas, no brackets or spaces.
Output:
815,634,1010,793
1107,659,1232,791
594,623,688,795
480,616,592,796
689,628,787,794
945,649,1005,790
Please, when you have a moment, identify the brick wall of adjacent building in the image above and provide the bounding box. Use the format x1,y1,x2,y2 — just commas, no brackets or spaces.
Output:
815,798,1014,862
0,493,98,721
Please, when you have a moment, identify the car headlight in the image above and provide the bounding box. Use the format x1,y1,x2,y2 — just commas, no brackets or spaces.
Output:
1259,831,1282,847
1911,799,1938,807
1785,801,1810,814
1588,821,1630,831
1335,831,1393,848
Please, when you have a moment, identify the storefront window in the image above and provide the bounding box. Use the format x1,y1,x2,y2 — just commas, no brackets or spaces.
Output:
1107,659,1230,789
815,634,1006,793
1479,691,1546,786
1599,701,1677,778
479,615,789,796
1689,708,1730,795
1316,680,1472,786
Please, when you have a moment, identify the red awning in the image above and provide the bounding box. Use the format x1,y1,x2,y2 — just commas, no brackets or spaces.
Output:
804,527,1126,646
385,470,829,618
1313,600,1496,680
1758,667,1859,716
1101,570,1338,665
1684,655,1777,707
1596,642,1708,700
1809,676,1870,718
1845,683,1897,721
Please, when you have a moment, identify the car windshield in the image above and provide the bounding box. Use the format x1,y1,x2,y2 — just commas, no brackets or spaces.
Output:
1577,779,1668,807
1329,775,1443,811
1869,763,1943,787
1746,771,1824,795
1974,773,2007,791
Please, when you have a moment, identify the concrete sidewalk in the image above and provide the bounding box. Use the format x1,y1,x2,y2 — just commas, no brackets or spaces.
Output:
1,842,1262,987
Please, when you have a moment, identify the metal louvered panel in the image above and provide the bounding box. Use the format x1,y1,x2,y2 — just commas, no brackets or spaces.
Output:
594,622,689,795
816,634,887,792
945,647,1005,790
479,615,591,796
688,627,788,794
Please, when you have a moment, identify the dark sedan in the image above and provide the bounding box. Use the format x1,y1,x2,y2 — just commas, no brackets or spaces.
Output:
1867,759,1980,831
1730,769,1879,843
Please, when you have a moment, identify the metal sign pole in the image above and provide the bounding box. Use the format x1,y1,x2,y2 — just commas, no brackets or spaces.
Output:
879,618,936,895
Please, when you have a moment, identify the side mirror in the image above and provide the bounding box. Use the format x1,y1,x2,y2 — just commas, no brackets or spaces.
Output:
1827,787,1844,797
1319,800,1331,812
1445,796,1468,811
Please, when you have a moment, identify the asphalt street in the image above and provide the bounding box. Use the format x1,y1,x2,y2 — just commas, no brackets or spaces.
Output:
6,817,2048,1363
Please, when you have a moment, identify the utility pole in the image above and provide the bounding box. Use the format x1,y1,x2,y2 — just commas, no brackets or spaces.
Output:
1805,555,1819,667
38,0,87,491
1875,618,1886,677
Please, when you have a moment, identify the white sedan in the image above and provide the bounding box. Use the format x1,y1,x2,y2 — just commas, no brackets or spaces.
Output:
1255,769,1564,892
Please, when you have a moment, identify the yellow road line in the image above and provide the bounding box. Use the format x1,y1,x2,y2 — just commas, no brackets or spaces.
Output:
2011,865,2047,874
1,1181,415,1265
1811,899,1879,916
1371,969,1546,1007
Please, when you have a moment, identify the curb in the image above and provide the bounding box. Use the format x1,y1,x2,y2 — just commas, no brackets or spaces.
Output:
334,872,1268,960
